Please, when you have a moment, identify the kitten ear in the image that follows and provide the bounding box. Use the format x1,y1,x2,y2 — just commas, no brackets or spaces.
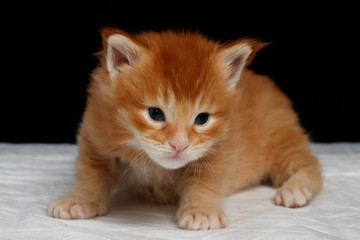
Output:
219,40,267,89
101,29,142,80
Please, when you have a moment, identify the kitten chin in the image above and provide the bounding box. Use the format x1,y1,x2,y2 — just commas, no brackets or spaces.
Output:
48,28,322,231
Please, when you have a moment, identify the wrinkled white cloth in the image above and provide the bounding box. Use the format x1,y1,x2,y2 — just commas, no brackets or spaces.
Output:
0,143,359,240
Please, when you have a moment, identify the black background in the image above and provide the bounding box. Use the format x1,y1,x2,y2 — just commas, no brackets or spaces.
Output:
1,2,359,143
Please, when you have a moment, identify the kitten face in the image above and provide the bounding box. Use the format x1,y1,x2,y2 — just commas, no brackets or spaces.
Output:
100,30,253,169
136,91,224,169
139,107,214,169
114,63,231,170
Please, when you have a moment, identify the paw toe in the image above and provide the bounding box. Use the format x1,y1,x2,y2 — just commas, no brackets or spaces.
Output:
178,214,194,229
70,204,85,219
198,214,210,230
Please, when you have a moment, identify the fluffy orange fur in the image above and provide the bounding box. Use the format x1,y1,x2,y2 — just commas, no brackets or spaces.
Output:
48,28,322,230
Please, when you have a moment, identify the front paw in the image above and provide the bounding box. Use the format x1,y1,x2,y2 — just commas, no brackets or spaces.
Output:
176,208,228,230
48,197,108,219
275,185,312,208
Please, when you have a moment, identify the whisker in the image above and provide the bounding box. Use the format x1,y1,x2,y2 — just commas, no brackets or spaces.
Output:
118,164,131,182
128,151,147,168
201,155,217,181
189,161,201,185
196,163,201,184
143,138,173,154
127,151,149,183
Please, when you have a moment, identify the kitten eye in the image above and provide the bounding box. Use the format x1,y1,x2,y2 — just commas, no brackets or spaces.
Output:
148,108,165,121
194,113,209,125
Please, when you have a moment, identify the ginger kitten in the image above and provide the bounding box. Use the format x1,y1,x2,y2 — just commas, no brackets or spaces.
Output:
48,28,322,230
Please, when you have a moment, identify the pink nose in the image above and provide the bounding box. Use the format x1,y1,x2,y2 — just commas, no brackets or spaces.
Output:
169,136,190,153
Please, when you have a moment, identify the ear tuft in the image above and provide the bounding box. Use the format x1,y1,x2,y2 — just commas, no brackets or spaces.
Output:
104,33,142,80
220,40,268,89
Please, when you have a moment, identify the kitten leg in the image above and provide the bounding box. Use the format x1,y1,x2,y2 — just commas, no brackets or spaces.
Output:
176,166,228,230
48,149,112,219
271,145,322,208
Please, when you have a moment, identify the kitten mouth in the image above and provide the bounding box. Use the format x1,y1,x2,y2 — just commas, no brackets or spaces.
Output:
168,153,183,160
145,149,198,169
165,153,182,160
164,152,191,164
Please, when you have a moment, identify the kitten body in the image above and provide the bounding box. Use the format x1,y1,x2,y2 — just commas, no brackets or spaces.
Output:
49,28,322,230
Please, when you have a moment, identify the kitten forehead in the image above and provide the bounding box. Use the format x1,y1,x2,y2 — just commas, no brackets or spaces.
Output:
137,31,220,95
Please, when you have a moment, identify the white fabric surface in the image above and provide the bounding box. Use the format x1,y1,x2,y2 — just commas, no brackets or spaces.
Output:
0,143,359,240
